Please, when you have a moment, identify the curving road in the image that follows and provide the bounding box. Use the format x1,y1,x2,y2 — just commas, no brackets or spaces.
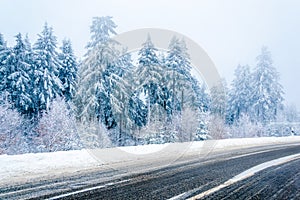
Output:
1,143,300,200
201,158,300,200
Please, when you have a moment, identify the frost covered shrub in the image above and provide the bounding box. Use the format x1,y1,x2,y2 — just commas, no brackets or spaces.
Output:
132,107,206,144
108,128,136,147
77,121,112,149
194,110,209,140
230,114,260,138
207,114,229,139
0,101,23,154
0,98,37,155
132,119,177,145
176,107,200,142
35,97,81,152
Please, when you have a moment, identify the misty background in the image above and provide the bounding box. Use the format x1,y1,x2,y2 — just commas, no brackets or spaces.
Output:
0,0,299,108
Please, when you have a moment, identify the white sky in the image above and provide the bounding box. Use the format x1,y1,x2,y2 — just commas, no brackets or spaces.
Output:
0,0,299,109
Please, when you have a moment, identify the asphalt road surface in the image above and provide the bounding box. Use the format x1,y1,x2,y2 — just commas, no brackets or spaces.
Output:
201,158,300,200
1,143,300,200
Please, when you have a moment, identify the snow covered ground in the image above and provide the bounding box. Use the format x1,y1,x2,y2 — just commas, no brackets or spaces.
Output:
0,149,99,185
1,136,300,186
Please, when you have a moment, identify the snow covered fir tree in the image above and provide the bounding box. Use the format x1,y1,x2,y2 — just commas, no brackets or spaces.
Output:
0,16,299,155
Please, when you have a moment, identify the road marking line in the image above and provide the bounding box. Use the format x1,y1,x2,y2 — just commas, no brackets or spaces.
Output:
48,179,131,200
168,192,188,200
188,153,300,200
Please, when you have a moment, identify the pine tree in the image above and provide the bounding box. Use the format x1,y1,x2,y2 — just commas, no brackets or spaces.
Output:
76,16,119,129
6,33,33,115
165,37,194,114
251,47,284,124
192,82,210,140
129,92,148,127
284,104,299,123
135,35,164,125
33,23,63,113
0,33,10,95
210,78,228,119
58,39,78,102
23,34,37,116
86,16,117,51
191,77,210,112
0,33,5,50
110,51,135,144
227,64,252,124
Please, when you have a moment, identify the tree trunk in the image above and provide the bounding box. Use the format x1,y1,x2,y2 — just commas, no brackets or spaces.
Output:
181,90,184,111
119,113,122,146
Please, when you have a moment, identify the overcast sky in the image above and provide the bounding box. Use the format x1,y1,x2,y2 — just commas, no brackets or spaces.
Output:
1,0,299,109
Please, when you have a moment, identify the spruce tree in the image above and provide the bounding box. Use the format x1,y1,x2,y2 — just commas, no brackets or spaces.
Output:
76,16,119,129
227,64,252,124
251,47,284,124
210,78,228,118
110,51,135,144
58,39,78,102
33,23,63,113
0,33,10,95
6,33,33,115
135,35,164,125
165,37,194,113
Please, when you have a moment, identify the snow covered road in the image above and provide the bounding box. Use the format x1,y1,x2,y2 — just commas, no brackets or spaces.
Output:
0,136,299,186
1,136,300,199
